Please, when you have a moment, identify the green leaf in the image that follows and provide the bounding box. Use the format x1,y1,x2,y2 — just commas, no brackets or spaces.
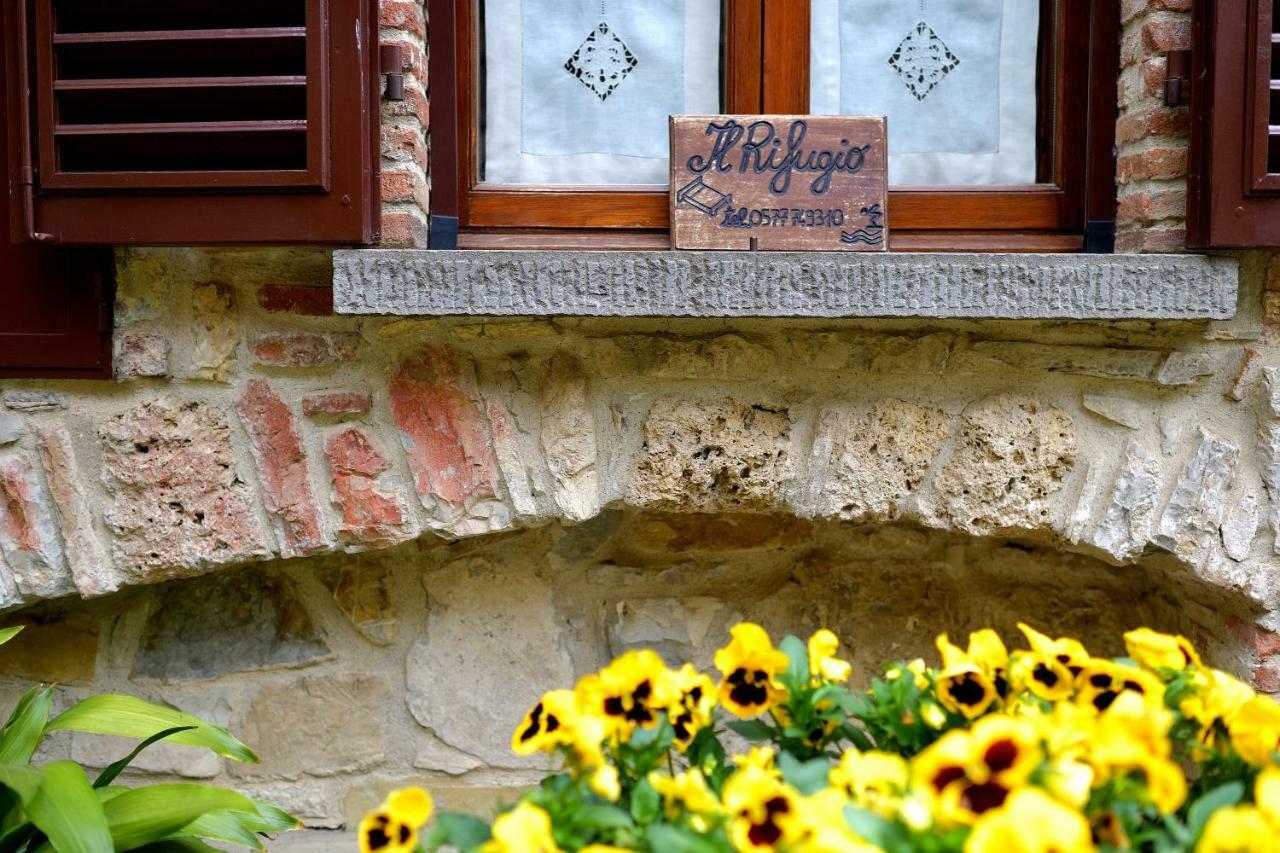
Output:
571,805,633,831
47,696,257,763
103,784,254,851
0,687,52,765
94,727,196,789
844,805,908,850
0,763,43,803
237,800,301,833
629,778,661,825
1187,781,1245,842
778,753,831,795
645,824,721,853
0,628,23,649
128,841,224,853
726,720,773,741
423,812,491,852
779,635,810,691
27,761,112,853
182,810,264,851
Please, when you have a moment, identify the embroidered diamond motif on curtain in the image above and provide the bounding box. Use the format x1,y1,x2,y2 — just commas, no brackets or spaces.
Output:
888,21,960,101
564,21,639,101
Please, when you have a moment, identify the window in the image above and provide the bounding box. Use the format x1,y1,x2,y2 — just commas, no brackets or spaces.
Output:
3,0,381,245
1188,0,1280,248
429,0,1119,250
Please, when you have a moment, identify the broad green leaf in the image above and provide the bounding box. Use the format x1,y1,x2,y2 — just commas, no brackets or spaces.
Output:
780,635,810,690
1188,781,1245,842
778,753,831,795
103,784,254,851
629,778,661,824
0,763,42,803
844,805,909,850
27,761,112,853
571,805,633,831
47,696,257,763
237,800,301,833
645,824,721,853
726,720,773,741
423,812,491,852
128,841,223,853
0,628,23,649
182,810,264,851
94,726,195,789
0,687,52,765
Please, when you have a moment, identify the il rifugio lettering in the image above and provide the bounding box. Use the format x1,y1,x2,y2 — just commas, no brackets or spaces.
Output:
685,119,871,196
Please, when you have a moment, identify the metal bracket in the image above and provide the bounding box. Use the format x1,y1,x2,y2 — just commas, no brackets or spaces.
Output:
429,215,459,250
1164,49,1191,107
1084,220,1116,255
380,44,407,101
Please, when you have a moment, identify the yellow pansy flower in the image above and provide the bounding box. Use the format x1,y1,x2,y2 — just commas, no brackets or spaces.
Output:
1228,695,1280,766
590,764,620,802
935,664,998,720
660,663,717,751
723,764,803,852
808,629,852,684
966,629,1011,699
1255,764,1280,822
966,715,1043,788
1009,650,1073,703
963,787,1093,853
575,650,672,739
482,803,562,853
1123,627,1200,671
513,689,579,755
1074,660,1163,714
649,768,722,818
734,745,781,776
792,788,881,853
1018,623,1091,677
830,748,908,817
1197,805,1275,852
359,787,434,853
714,623,790,718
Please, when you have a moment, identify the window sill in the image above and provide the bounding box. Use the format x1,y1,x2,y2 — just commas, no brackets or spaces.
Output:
332,250,1238,321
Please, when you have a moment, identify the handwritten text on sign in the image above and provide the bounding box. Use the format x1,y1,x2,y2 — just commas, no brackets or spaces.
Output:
670,115,888,251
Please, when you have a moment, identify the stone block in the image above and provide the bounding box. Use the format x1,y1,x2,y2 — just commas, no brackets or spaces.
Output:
1091,440,1162,560
100,398,271,581
610,334,778,381
37,425,121,598
232,673,390,780
245,782,344,830
115,334,170,379
132,568,330,681
1154,429,1239,562
236,380,328,558
969,342,1166,381
934,396,1076,535
626,398,793,513
317,557,398,646
1082,394,1145,430
607,597,725,667
4,391,65,412
0,456,72,600
251,333,360,369
190,283,238,383
407,557,573,768
540,354,599,521
302,391,373,419
809,401,950,521
1223,491,1260,562
0,615,98,683
324,428,412,548
1156,351,1217,386
389,347,509,536
0,414,22,446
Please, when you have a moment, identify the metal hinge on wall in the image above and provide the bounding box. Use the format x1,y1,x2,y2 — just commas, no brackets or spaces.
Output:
380,44,407,100
1164,50,1191,107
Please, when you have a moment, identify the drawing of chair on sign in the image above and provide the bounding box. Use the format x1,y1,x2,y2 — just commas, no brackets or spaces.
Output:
676,175,733,219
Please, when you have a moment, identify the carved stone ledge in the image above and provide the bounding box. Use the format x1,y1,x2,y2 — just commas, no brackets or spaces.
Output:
333,251,1239,320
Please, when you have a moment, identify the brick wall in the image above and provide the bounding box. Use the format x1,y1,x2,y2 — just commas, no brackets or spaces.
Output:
378,0,430,247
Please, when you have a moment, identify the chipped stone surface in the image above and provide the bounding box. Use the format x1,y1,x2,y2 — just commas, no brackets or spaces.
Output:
933,396,1076,535
1263,426,1280,556
317,557,398,646
324,428,412,548
99,399,270,581
251,333,360,369
389,347,508,536
0,456,71,600
607,597,725,666
1155,430,1240,562
969,342,1165,381
1082,394,1145,430
608,335,778,381
132,569,330,681
0,414,22,446
233,673,389,780
4,391,64,412
810,401,950,521
190,283,238,382
627,398,793,512
236,380,328,559
1157,352,1218,387
484,391,539,520
1264,367,1280,418
1091,441,1162,560
115,334,170,379
302,391,373,419
1223,491,1260,562
38,426,120,598
407,557,573,768
540,354,598,521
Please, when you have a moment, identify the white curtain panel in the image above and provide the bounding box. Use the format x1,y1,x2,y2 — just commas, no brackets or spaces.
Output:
484,0,722,186
810,0,1040,185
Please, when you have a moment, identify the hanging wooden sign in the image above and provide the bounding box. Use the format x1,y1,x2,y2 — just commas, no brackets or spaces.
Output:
670,115,888,251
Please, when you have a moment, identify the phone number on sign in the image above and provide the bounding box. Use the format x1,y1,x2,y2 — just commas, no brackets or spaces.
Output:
720,207,847,229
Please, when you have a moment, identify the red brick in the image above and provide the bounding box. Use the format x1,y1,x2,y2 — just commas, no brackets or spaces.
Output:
1116,106,1189,146
381,170,427,205
1253,660,1280,694
251,333,360,368
1122,0,1192,24
326,428,411,547
258,283,333,316
381,125,427,166
1116,148,1187,184
236,379,328,558
389,346,501,524
302,391,373,418
379,211,428,248
37,425,118,598
1116,188,1186,224
1141,18,1192,53
0,456,68,599
1114,227,1186,253
379,0,426,37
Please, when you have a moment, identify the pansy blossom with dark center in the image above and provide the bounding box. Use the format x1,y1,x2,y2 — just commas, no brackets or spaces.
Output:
714,623,790,718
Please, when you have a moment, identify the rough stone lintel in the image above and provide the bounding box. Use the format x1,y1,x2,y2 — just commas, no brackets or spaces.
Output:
333,251,1239,321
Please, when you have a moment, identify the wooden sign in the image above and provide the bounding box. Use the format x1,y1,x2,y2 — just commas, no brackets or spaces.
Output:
670,115,888,251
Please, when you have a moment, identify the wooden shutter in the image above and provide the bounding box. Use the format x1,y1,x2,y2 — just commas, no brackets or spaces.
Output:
5,0,379,245
1188,0,1280,247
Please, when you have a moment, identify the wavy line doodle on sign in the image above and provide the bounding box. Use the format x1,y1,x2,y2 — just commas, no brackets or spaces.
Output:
841,203,885,246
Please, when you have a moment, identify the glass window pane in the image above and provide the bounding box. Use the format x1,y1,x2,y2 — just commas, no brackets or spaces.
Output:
481,0,724,186
810,0,1045,186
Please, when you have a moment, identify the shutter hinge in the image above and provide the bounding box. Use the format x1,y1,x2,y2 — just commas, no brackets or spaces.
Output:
19,166,53,242
1163,50,1191,107
380,44,407,101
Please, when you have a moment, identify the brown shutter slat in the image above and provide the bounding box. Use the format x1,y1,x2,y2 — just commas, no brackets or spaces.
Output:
54,76,308,91
51,26,307,44
54,120,307,136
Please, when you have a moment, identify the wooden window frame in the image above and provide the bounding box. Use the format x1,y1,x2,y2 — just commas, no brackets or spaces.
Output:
4,0,381,246
429,0,1119,251
1187,0,1280,248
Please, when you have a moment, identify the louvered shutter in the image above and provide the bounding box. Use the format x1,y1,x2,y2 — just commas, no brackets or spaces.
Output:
6,0,379,245
1188,0,1280,247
